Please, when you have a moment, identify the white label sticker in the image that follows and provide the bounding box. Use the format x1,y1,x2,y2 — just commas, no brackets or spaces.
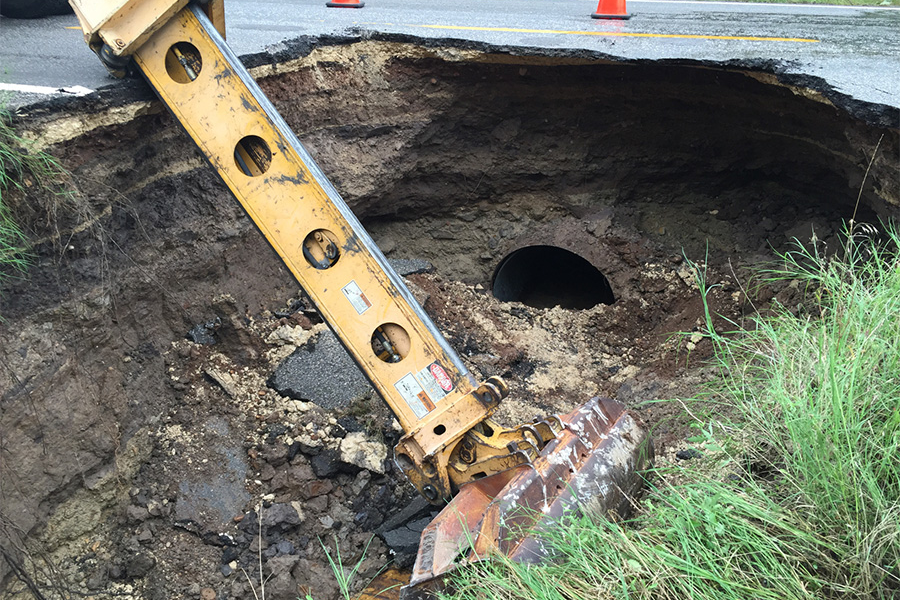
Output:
341,280,371,315
394,373,435,419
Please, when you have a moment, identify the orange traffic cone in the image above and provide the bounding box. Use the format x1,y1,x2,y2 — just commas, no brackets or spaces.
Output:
327,0,364,6
592,0,630,19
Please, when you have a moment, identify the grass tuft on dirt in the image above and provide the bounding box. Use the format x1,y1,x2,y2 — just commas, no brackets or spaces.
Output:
0,105,83,297
0,108,34,283
442,222,900,600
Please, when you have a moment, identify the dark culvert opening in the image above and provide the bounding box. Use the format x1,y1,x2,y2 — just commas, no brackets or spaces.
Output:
492,246,615,309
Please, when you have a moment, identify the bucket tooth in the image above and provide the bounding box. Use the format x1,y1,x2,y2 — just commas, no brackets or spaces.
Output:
403,397,652,598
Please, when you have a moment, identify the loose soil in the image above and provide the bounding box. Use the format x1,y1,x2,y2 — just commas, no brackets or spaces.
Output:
1,36,897,600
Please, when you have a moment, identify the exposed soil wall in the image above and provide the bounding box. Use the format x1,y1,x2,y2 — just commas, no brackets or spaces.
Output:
1,37,897,600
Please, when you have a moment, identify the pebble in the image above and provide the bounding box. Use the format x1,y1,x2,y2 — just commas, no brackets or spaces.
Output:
676,448,703,461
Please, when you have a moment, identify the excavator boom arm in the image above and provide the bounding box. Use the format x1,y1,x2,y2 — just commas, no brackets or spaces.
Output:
69,0,530,503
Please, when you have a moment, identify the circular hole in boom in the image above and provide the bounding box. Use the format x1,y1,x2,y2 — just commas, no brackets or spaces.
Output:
165,42,202,83
302,229,341,270
371,323,410,363
234,135,271,177
492,245,614,309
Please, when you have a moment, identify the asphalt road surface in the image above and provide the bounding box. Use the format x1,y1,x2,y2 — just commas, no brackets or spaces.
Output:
0,0,898,109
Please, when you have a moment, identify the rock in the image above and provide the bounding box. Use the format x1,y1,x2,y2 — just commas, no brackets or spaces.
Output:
304,478,334,499
354,509,384,529
259,462,276,481
309,449,343,478
381,526,422,567
292,559,340,600
86,566,108,590
271,462,316,494
202,532,235,547
266,571,299,600
258,441,290,466
376,496,431,534
125,552,156,578
340,432,388,474
136,527,153,543
230,579,251,599
407,516,432,533
268,330,374,410
187,319,219,345
266,555,301,600
266,324,317,347
126,504,149,522
378,236,397,254
200,587,216,600
306,495,329,513
350,470,371,496
249,535,267,555
336,416,362,434
287,441,303,461
275,540,295,555
211,294,260,362
273,298,308,319
205,367,239,398
222,545,240,564
261,503,301,533
676,448,703,461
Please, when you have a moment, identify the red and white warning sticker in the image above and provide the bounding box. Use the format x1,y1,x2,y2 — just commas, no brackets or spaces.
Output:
341,280,371,315
428,362,454,392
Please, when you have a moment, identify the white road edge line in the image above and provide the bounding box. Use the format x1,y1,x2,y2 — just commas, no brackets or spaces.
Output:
0,83,94,97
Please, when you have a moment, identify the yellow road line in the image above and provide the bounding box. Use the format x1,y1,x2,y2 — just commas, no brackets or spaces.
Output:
407,23,819,43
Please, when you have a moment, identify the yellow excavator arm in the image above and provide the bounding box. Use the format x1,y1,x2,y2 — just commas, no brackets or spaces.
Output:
69,0,651,592
68,0,562,505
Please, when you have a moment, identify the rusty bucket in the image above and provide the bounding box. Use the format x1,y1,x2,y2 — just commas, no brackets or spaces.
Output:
402,397,652,597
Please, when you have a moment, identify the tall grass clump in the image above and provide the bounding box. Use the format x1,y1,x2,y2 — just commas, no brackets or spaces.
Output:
442,222,899,600
0,105,65,284
0,105,75,292
0,108,33,281
716,222,900,594
445,475,844,600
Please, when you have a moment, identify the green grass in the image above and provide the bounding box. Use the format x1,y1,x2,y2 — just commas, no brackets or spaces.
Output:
442,222,900,600
0,109,32,282
0,105,70,289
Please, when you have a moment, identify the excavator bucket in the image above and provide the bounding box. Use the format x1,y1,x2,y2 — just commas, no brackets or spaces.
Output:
403,397,652,597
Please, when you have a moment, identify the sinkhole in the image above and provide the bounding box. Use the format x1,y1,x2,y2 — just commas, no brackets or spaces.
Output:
1,37,895,600
492,245,615,309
